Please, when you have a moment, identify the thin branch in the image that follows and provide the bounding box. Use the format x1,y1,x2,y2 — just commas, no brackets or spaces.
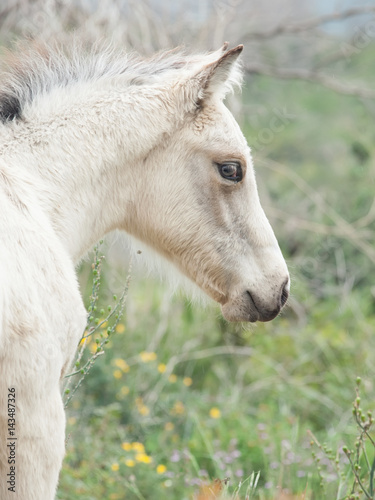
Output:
245,63,375,100
312,49,353,71
346,451,373,500
266,207,373,240
260,159,375,265
244,6,375,41
370,455,375,497
355,198,375,228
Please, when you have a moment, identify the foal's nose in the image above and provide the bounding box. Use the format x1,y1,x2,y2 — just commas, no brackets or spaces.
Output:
250,277,290,322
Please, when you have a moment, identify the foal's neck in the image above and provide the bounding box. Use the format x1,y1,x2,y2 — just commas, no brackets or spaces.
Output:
5,84,181,262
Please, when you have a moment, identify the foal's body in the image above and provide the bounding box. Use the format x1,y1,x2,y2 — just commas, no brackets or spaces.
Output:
0,41,289,498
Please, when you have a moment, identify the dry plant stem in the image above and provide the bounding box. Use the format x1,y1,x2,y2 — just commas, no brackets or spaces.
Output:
245,63,375,100
63,351,105,409
64,265,132,408
265,206,372,240
351,427,370,498
358,430,371,478
63,243,132,408
345,451,372,500
244,6,375,40
62,243,106,397
353,413,375,498
353,413,375,449
370,458,375,497
261,159,375,265
355,199,375,228
312,49,357,71
341,383,375,499
308,429,343,496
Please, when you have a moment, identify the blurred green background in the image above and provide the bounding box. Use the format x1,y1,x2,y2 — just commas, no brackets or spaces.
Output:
2,1,375,498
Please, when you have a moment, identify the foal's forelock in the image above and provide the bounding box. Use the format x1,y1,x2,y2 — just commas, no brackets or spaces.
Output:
0,40,242,123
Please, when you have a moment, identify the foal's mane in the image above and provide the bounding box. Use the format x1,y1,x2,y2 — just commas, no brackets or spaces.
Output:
0,39,242,124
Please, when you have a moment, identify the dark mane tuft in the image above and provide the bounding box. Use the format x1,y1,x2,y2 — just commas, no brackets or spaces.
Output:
0,94,22,122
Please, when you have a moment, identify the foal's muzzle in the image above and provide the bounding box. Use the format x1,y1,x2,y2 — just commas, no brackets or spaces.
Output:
221,277,290,323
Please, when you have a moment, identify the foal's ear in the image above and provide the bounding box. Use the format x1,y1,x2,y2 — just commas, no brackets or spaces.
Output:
194,44,243,103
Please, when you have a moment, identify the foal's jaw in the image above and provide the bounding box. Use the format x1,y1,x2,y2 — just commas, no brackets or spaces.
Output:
173,245,290,323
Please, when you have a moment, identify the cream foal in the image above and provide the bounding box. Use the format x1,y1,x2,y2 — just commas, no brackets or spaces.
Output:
0,40,289,499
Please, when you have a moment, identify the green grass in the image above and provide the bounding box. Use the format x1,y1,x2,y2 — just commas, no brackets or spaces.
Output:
56,259,375,499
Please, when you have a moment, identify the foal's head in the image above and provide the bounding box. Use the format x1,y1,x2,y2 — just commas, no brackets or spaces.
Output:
126,44,290,322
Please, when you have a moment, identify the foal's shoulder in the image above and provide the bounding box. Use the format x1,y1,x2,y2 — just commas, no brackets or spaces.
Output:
0,181,83,327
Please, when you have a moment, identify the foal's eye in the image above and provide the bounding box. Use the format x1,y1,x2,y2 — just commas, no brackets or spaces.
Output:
218,162,242,182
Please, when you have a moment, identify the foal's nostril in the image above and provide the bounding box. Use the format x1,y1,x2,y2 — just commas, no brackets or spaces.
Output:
280,280,289,307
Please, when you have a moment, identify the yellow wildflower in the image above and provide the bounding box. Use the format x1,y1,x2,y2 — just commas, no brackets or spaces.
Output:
183,377,193,387
132,442,145,452
156,464,167,474
120,386,129,396
116,323,125,333
121,442,132,451
79,334,92,347
138,405,150,416
164,422,174,431
113,369,123,379
158,363,167,373
209,407,221,419
140,351,157,362
124,459,135,467
100,320,108,329
168,374,177,383
114,358,130,372
135,453,152,464
68,417,76,426
111,463,119,472
171,401,185,415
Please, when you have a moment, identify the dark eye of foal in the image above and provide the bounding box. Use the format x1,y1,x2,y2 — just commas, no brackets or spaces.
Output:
218,162,243,182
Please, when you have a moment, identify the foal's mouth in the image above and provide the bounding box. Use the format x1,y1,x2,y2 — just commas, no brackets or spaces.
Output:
220,279,289,323
201,283,269,322
221,292,259,323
